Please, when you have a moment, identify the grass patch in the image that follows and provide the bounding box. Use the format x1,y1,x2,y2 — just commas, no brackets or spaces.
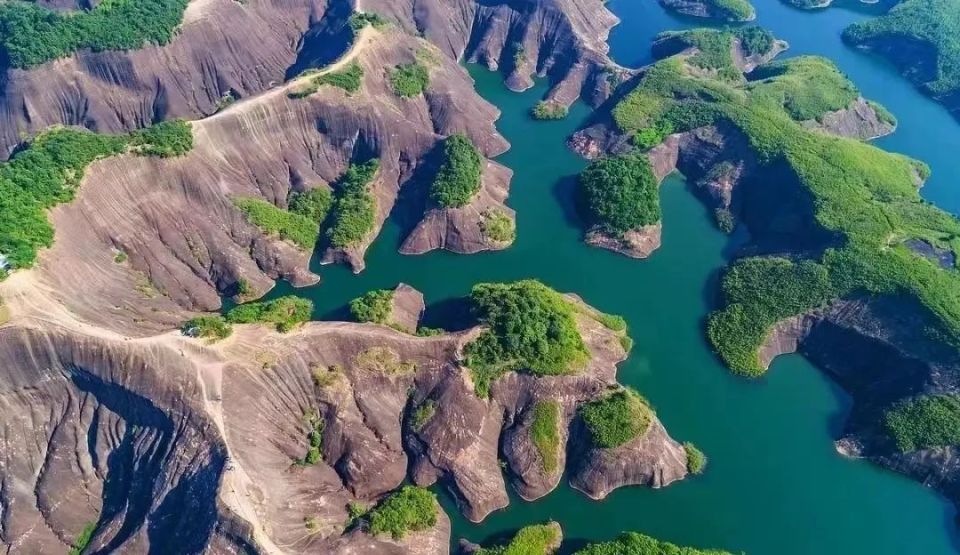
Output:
0,0,189,69
181,316,232,341
367,486,437,540
225,296,313,332
430,134,483,208
475,522,561,555
232,197,319,250
579,388,652,449
68,522,97,555
574,531,734,555
349,289,394,324
349,11,387,31
289,62,364,98
530,401,562,475
684,442,707,474
884,394,960,452
411,399,437,431
326,159,379,248
465,280,589,398
354,347,416,374
390,62,430,98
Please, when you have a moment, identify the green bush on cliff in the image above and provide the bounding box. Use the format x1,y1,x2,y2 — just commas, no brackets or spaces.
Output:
475,523,561,555
684,442,707,475
349,289,394,324
295,410,324,465
181,316,233,340
708,0,755,21
735,26,775,57
578,154,660,237
225,295,313,332
349,12,387,31
530,401,562,475
579,388,652,449
884,394,960,452
0,0,189,69
129,120,193,158
480,209,515,243
465,280,589,397
367,486,437,540
288,187,334,222
69,522,97,555
531,101,569,120
430,134,484,208
289,63,364,98
390,62,430,98
410,399,437,431
573,531,734,555
326,159,379,248
232,197,319,250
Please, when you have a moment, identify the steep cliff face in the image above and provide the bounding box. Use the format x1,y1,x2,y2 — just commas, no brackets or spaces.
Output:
0,0,331,159
12,27,507,335
360,0,630,107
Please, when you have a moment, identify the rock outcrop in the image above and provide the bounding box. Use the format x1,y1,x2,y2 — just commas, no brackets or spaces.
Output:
386,283,426,333
804,97,896,139
657,0,755,21
361,0,632,107
0,0,335,159
13,27,507,335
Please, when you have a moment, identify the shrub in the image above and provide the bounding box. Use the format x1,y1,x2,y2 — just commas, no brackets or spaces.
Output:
129,120,193,158
430,134,483,208
411,400,437,431
68,522,97,555
181,316,232,340
416,326,445,337
684,442,707,474
480,209,515,243
296,410,324,465
326,160,379,248
530,401,561,475
709,0,755,21
232,197,319,250
465,280,589,397
578,154,660,237
574,531,734,555
354,347,416,374
475,523,561,555
749,57,859,122
734,26,775,57
0,0,189,69
289,188,333,222
349,11,387,31
368,486,437,540
349,289,394,323
884,394,960,452
390,62,430,98
579,389,652,449
225,296,313,332
290,63,364,97
531,101,569,120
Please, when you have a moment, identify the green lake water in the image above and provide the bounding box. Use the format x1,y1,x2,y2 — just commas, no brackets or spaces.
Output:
267,0,960,552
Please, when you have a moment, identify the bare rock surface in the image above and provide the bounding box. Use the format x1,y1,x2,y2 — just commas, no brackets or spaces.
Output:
804,97,896,140
388,283,426,333
361,0,632,107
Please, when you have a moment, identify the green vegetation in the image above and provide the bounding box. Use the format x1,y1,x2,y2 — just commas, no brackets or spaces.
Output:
232,197,319,250
390,62,430,98
113,251,128,264
69,522,97,555
129,120,193,158
288,187,333,223
289,62,364,98
475,522,561,555
530,401,562,474
296,410,324,465
411,399,437,431
354,347,416,374
326,159,379,248
480,209,515,243
416,326,445,337
653,28,773,81
430,134,483,208
346,501,369,527
181,316,233,341
707,0,755,21
225,296,313,332
0,123,194,274
574,531,734,555
579,388,652,449
531,101,569,120
349,11,388,31
603,31,960,378
367,486,437,540
578,154,660,237
843,0,960,99
349,289,394,323
884,394,960,452
0,0,189,69
464,280,589,398
684,442,707,475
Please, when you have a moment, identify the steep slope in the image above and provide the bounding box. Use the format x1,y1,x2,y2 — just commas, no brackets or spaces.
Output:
0,0,332,159
360,0,632,107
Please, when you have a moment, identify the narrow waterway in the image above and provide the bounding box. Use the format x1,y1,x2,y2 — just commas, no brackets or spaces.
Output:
267,0,960,552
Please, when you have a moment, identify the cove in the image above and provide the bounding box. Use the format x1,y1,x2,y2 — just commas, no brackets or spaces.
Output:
263,0,960,552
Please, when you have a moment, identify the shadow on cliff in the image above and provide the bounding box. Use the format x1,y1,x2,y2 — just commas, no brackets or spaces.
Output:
285,0,355,80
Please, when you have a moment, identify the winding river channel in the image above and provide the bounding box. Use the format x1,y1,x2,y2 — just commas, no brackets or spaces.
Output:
266,0,960,551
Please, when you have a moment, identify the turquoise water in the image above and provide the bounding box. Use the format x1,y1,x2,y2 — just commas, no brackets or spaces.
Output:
269,1,960,552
